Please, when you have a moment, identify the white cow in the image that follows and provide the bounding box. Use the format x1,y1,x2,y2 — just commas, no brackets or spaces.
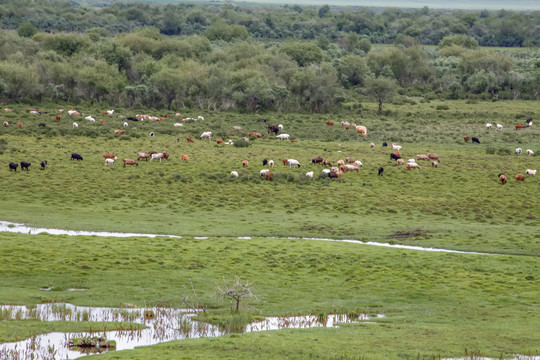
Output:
72,122,78,128
496,123,503,130
231,171,239,177
276,134,290,141
105,158,115,166
305,171,314,178
200,131,212,140
123,122,129,127
287,159,301,168
85,116,95,122
486,123,492,130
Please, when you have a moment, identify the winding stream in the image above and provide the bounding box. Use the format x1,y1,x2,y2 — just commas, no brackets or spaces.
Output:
0,220,490,255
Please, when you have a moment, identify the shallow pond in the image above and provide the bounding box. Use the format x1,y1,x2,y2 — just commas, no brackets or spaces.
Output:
0,303,379,359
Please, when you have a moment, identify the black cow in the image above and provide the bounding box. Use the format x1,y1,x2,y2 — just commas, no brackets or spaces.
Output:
40,160,47,170
39,123,46,127
9,162,18,171
267,125,279,135
390,153,401,161
263,158,268,166
71,153,83,161
378,167,384,176
127,117,138,121
328,171,339,179
382,142,388,147
472,137,480,144
20,161,31,170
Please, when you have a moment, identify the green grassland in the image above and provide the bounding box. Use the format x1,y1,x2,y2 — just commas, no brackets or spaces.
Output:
0,99,539,359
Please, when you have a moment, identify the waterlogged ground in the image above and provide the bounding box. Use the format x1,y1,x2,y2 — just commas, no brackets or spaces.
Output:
0,303,376,359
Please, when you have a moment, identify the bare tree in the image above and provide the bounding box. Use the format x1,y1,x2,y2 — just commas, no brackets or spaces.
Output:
216,276,258,312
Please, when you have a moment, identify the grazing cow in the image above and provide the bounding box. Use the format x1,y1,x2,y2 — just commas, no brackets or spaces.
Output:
287,159,301,168
16,122,23,128
55,115,61,121
58,109,64,113
526,149,534,156
200,131,212,140
498,173,507,184
127,117,138,121
137,152,154,161
263,159,268,166
278,124,284,130
322,169,331,174
242,160,249,167
72,122,78,128
390,153,401,161
464,136,470,142
382,142,388,147
38,123,45,127
515,148,522,154
114,130,126,135
526,118,533,126
427,153,439,160
9,162,18,171
326,121,334,126
342,164,360,172
282,159,288,166
103,153,117,160
105,158,115,166
341,121,350,127
265,172,273,181
186,137,195,143
85,116,95,122
104,110,114,115
417,154,430,161
312,157,323,164
123,122,129,127
248,132,265,138
515,173,525,182
216,138,224,144
391,143,401,151
20,161,30,170
2,121,8,127
68,110,81,116
355,160,363,167
406,162,421,170
305,171,314,178
231,171,239,177
233,126,243,130
40,160,47,170
150,152,168,162
276,134,290,140
497,123,503,130
71,153,83,161
260,169,270,176
149,132,155,137
268,160,274,168
378,167,384,176
431,161,439,168
370,142,375,148
337,160,345,167
355,125,367,138
393,151,401,158
181,154,190,162
100,119,106,124
30,110,41,115
525,169,536,176
174,123,183,127
472,137,480,144
486,123,492,130
123,159,138,167
396,158,404,165
515,123,523,130
268,125,280,135
345,156,355,164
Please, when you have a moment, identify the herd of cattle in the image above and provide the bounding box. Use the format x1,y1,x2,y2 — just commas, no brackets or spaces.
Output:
2,108,537,185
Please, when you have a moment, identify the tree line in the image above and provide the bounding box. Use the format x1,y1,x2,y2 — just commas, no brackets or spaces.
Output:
0,0,538,112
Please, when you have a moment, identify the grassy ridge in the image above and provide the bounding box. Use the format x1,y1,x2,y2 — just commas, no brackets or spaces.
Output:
0,232,538,358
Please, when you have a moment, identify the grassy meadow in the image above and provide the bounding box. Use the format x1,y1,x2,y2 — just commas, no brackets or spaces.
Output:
0,99,539,359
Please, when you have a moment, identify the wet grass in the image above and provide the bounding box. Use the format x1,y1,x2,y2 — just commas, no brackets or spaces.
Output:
0,233,538,358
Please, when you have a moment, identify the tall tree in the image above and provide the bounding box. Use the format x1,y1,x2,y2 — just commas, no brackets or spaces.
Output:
365,77,397,115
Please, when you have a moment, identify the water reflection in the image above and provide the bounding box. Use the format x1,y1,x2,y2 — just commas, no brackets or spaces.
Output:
0,304,379,360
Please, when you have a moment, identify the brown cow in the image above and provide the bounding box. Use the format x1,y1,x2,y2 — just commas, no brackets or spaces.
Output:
464,136,470,142
242,160,249,167
515,123,523,130
498,173,507,184
55,115,61,121
123,159,138,167
265,172,273,181
216,138,224,144
103,153,117,160
16,122,23,128
326,121,334,126
114,130,125,135
181,154,189,162
515,173,525,182
186,137,195,143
